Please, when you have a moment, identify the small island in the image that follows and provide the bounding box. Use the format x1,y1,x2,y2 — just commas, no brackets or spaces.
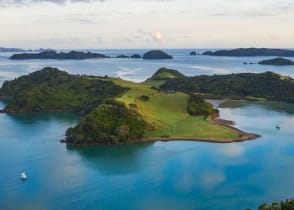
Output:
10,50,107,60
143,50,173,59
6,67,294,146
190,51,197,56
203,48,294,57
130,54,142,59
258,57,294,66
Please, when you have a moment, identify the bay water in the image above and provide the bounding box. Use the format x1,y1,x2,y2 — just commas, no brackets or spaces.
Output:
0,49,293,210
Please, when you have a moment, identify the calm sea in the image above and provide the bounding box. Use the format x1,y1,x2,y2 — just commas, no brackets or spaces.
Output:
0,49,293,210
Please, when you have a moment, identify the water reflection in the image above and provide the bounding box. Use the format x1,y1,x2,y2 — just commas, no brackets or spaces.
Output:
220,100,294,114
6,112,78,125
66,143,154,175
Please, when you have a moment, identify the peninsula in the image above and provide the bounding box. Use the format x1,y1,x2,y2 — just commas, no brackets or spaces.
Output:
10,50,107,60
4,67,287,146
203,48,294,57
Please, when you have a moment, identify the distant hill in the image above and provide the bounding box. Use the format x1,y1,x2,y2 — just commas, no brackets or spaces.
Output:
143,67,185,87
10,50,107,60
203,48,294,57
259,57,294,65
143,50,173,59
0,47,25,52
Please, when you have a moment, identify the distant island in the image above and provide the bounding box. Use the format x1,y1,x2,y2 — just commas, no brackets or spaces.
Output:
190,51,197,56
203,48,294,57
0,67,267,146
259,57,294,66
10,50,107,60
10,50,173,60
143,50,173,59
0,47,25,53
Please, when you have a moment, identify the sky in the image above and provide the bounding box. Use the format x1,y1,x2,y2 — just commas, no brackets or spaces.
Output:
0,0,293,49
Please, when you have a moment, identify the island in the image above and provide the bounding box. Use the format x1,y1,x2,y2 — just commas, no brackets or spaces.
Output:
203,48,294,57
10,50,107,60
143,50,173,59
190,51,197,56
0,47,25,52
130,54,142,59
3,67,294,146
258,57,294,66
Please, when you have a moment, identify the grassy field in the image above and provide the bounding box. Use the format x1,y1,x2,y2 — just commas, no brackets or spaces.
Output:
110,78,239,141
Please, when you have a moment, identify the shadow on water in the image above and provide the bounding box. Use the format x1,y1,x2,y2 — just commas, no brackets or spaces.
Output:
66,143,154,175
5,112,78,124
219,100,294,114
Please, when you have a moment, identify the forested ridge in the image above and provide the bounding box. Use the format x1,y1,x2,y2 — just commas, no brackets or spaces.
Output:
160,72,294,103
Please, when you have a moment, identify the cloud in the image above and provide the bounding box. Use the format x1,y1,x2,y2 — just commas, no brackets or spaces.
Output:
0,0,104,7
137,29,166,43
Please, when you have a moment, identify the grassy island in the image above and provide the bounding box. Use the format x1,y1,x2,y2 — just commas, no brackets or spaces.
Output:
0,67,270,145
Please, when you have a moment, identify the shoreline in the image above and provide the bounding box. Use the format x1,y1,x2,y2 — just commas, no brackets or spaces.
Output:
65,117,261,147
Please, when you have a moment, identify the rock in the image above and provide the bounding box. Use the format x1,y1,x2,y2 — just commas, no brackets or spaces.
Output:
60,139,67,143
190,51,197,56
116,55,130,58
143,50,173,59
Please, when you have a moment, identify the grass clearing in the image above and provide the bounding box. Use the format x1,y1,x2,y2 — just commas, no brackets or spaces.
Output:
110,78,240,141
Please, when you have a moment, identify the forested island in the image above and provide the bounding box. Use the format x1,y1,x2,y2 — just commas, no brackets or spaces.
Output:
9,49,173,60
259,57,294,66
4,67,294,146
203,48,294,57
143,50,173,59
10,50,107,60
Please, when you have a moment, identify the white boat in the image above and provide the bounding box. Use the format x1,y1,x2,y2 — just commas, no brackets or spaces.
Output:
20,172,27,180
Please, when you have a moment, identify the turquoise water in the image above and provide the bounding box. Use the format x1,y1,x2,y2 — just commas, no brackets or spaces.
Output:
0,99,293,210
0,49,294,209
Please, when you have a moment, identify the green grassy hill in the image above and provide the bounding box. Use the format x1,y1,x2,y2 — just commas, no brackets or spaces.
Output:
111,77,239,141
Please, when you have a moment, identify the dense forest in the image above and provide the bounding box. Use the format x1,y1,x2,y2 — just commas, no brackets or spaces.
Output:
160,72,294,103
66,101,152,145
0,67,127,113
187,95,217,117
258,199,294,210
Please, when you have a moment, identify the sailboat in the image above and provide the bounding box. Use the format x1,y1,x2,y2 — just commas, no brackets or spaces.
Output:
20,172,27,180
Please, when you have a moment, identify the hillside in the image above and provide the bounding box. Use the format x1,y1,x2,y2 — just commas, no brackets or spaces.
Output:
109,76,240,141
0,67,127,113
160,71,294,103
143,67,185,87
